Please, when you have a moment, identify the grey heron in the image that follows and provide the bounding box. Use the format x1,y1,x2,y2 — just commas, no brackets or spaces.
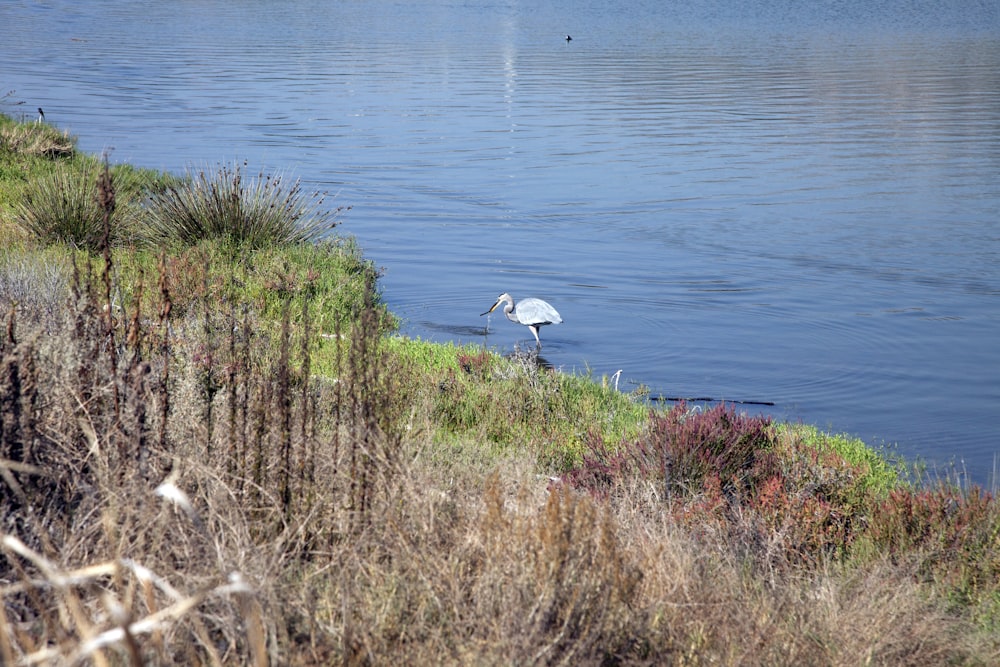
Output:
481,292,562,346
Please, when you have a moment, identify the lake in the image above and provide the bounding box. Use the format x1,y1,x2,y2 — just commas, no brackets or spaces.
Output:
3,0,999,483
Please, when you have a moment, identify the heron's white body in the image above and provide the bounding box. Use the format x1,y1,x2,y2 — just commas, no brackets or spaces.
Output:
484,292,562,346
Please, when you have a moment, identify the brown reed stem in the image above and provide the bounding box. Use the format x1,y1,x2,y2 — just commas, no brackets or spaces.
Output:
156,254,172,453
278,295,293,519
96,157,120,429
298,284,314,503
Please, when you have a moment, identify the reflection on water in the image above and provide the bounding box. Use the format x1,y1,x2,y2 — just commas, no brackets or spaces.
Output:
2,0,999,481
420,321,492,339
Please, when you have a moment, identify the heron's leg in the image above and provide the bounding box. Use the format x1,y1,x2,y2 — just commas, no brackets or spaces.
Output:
528,325,540,346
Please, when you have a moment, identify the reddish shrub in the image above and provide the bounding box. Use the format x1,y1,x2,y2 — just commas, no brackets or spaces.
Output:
565,402,778,500
565,404,881,568
865,485,997,559
860,485,1000,612
457,349,492,378
746,474,855,565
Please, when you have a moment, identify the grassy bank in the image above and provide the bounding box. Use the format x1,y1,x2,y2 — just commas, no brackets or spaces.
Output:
1,112,998,665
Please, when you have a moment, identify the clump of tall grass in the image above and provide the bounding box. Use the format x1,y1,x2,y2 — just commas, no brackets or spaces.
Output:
0,116,74,159
141,161,344,249
11,159,174,250
11,162,113,249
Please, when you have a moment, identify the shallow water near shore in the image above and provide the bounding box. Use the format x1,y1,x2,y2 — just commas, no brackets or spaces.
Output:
3,0,999,482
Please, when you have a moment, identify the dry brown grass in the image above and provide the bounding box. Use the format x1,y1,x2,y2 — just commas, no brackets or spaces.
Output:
604,480,983,666
0,123,74,160
0,241,996,665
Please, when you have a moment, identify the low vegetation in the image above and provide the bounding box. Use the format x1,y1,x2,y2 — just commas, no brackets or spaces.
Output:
141,161,344,249
1,112,998,665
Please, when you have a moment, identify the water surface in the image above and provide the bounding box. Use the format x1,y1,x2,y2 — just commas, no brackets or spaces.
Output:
3,0,999,481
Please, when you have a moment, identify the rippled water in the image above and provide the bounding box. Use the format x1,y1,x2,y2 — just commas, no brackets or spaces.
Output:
3,0,999,481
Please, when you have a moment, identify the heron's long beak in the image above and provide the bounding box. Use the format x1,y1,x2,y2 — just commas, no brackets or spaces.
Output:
480,300,501,316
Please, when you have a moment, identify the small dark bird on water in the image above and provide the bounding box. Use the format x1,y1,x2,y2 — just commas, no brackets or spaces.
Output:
565,35,572,41
36,107,44,123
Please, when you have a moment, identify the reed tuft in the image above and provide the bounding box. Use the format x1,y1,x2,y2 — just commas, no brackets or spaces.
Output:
141,161,345,249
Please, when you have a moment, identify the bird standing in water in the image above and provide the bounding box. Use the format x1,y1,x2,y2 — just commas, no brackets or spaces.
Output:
481,293,562,347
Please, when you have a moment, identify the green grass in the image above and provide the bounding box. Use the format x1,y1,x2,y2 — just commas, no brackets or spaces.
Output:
382,336,650,470
110,234,382,331
778,423,902,497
